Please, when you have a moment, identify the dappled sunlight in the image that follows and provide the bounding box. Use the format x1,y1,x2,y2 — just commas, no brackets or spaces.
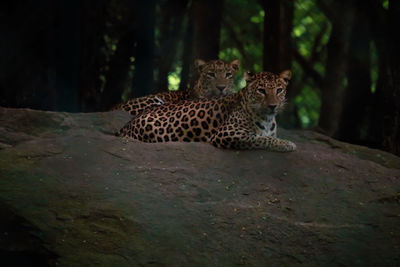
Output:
168,67,181,91
295,85,321,128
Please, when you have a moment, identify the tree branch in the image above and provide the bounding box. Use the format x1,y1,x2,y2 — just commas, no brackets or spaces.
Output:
316,0,336,20
310,21,328,63
293,50,324,88
221,18,248,62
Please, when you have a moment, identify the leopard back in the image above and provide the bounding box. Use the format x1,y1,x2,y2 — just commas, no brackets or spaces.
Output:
112,59,240,116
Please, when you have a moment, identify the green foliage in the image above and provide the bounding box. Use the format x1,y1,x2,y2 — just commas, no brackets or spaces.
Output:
218,0,263,92
293,0,331,69
168,66,181,91
219,0,263,72
370,42,379,93
291,0,330,128
295,85,321,128
161,0,333,128
250,10,265,24
219,0,332,128
161,0,377,131
383,0,389,9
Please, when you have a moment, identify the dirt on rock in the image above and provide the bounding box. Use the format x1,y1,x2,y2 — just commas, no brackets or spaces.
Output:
0,107,399,266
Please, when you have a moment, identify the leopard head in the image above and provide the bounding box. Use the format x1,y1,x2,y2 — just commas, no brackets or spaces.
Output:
193,59,240,98
242,70,291,118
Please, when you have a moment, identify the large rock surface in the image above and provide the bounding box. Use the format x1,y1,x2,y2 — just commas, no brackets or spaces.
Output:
0,107,399,266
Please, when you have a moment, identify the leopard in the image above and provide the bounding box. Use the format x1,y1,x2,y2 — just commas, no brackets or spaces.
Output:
111,59,240,116
116,70,296,152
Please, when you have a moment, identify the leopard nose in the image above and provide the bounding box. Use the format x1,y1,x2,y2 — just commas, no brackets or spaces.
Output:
268,105,277,111
216,85,226,91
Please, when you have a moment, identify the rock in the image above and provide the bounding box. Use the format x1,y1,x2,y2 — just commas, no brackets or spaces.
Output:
0,107,399,266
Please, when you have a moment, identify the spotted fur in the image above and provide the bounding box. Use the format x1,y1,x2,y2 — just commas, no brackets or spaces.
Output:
111,59,240,116
116,70,296,152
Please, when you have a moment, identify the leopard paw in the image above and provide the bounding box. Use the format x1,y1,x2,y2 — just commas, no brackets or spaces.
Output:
284,140,296,152
273,140,296,152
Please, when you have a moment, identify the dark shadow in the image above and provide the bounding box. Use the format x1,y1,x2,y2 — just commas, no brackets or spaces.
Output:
0,202,58,267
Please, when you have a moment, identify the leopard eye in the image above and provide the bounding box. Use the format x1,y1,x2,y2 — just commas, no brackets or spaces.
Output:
207,72,215,78
276,88,283,94
225,72,232,78
257,88,266,95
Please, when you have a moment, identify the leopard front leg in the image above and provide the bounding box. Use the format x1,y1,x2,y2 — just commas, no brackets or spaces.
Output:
211,131,296,152
247,135,296,151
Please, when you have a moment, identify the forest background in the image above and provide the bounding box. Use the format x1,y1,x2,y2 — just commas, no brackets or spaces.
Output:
0,0,399,156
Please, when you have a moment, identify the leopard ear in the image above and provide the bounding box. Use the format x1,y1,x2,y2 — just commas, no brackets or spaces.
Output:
194,59,206,72
244,71,255,82
230,59,240,72
279,70,292,82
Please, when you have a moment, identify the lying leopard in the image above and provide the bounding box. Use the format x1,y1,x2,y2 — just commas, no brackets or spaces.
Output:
112,59,240,116
116,70,296,152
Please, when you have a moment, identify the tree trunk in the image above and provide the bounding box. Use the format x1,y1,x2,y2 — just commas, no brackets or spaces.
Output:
0,1,57,110
261,0,280,73
279,0,294,71
157,0,189,92
336,2,372,143
132,0,156,98
366,0,400,155
54,0,81,112
100,1,137,111
261,0,293,72
101,31,137,110
78,0,107,112
365,0,386,148
262,0,295,127
318,1,355,136
179,11,195,91
380,0,400,155
192,0,224,60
